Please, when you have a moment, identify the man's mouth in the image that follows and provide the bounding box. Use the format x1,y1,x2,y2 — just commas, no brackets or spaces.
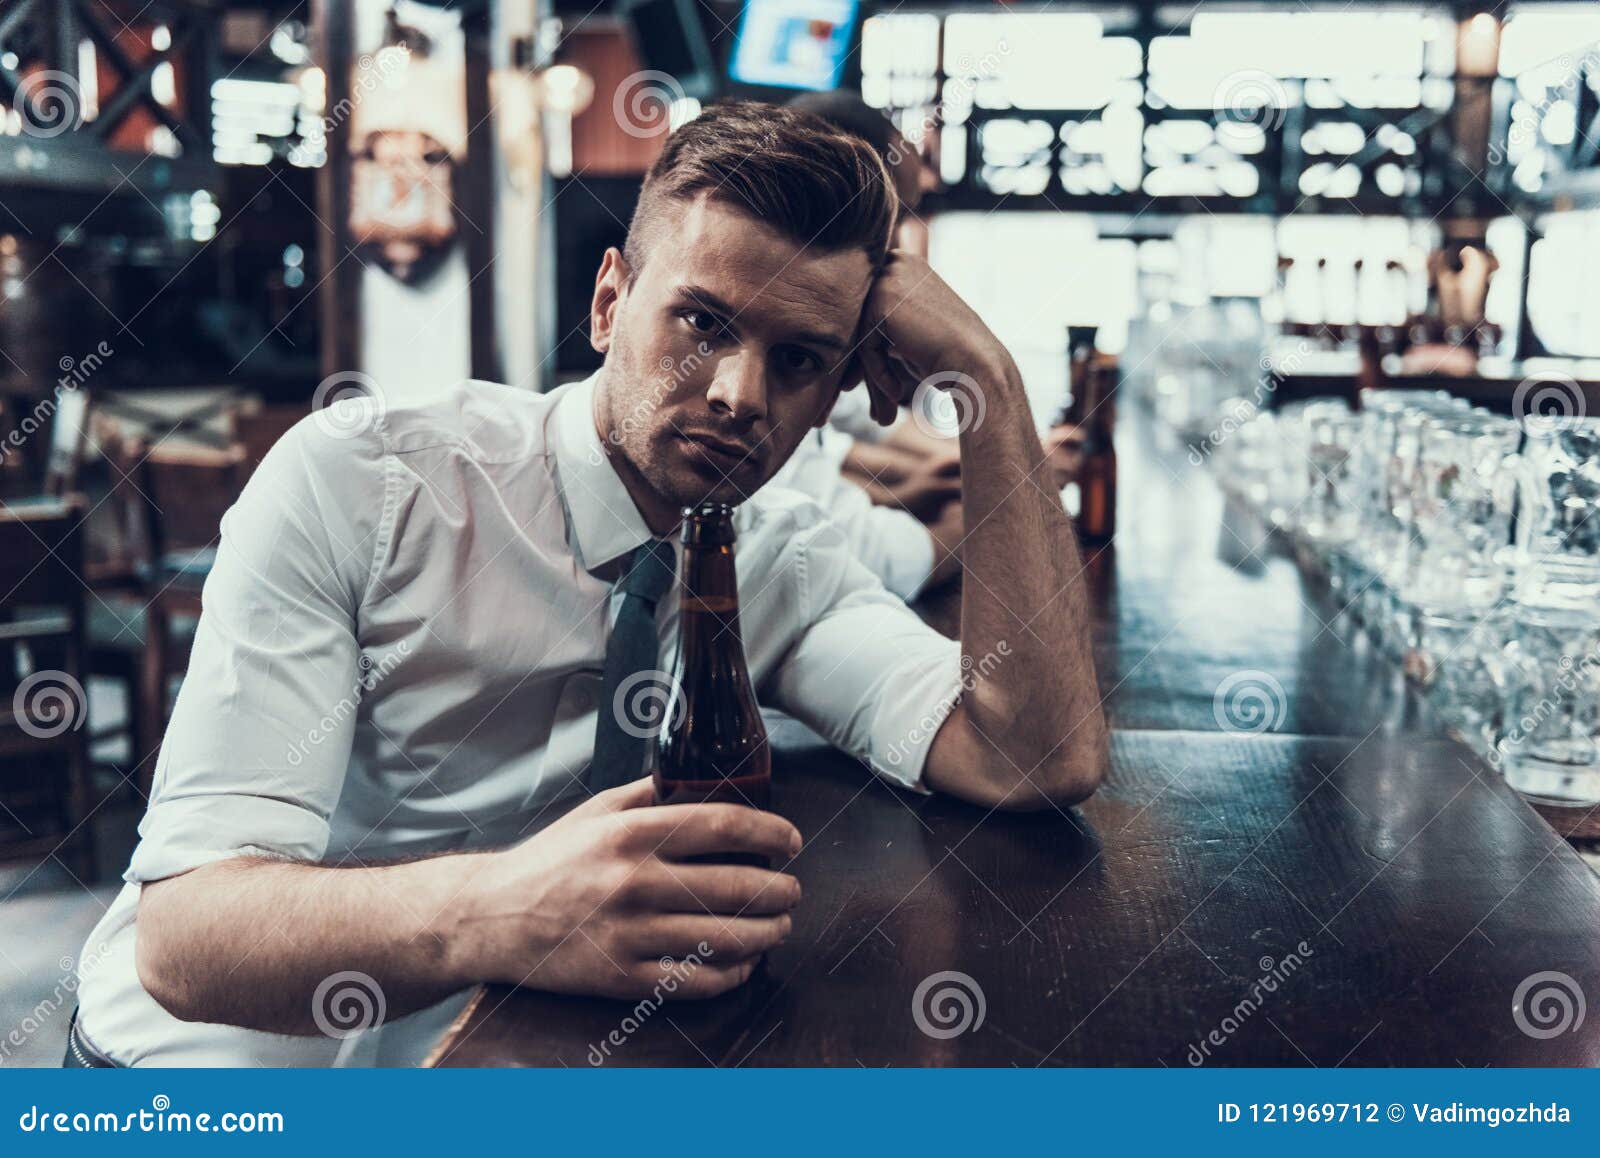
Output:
680,432,761,472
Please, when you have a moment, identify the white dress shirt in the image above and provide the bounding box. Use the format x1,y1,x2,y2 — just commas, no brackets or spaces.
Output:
75,374,961,1067
769,423,934,600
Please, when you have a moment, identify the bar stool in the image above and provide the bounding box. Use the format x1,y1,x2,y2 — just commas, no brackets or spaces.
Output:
0,496,95,880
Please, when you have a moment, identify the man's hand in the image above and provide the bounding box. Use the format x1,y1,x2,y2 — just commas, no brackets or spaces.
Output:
854,251,1014,424
448,779,802,999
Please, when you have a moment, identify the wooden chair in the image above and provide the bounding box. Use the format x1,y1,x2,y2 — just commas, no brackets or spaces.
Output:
232,404,308,474
42,387,92,499
68,417,158,779
122,439,248,789
0,497,95,880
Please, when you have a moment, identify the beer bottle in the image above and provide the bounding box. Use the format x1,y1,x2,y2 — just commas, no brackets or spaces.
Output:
653,503,772,821
1060,352,1118,543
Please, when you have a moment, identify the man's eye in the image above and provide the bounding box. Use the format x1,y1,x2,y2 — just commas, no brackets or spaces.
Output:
684,310,720,335
779,347,822,374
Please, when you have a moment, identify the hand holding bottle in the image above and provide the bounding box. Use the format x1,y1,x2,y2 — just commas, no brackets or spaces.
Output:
448,778,801,999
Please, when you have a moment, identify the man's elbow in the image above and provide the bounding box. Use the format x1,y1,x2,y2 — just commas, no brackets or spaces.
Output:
135,883,209,1023
1034,745,1106,807
931,706,1108,810
1002,729,1108,810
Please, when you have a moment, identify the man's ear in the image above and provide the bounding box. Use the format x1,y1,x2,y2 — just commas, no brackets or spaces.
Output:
590,247,631,354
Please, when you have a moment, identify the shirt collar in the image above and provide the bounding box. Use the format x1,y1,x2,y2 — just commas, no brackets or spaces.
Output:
550,373,655,573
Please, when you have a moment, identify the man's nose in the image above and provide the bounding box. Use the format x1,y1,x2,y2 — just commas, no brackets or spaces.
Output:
705,351,769,424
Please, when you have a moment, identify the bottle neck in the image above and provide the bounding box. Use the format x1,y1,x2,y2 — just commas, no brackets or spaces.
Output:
676,542,746,660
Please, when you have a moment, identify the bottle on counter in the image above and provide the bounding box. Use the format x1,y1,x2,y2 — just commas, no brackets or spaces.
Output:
1056,333,1118,542
653,503,772,855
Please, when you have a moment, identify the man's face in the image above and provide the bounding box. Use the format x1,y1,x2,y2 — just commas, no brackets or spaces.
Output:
591,195,873,513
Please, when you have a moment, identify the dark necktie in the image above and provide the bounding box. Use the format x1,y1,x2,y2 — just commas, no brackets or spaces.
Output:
588,538,677,792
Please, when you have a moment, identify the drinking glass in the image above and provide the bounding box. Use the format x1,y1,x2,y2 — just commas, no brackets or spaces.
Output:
1299,409,1363,551
1270,399,1349,531
1417,606,1514,761
1402,410,1520,615
1364,394,1472,656
1514,419,1600,612
1497,606,1600,807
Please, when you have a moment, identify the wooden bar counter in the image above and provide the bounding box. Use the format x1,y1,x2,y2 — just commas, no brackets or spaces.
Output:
428,409,1600,1068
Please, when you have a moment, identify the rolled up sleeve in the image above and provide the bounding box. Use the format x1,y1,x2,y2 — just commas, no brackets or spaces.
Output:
127,418,389,884
769,429,934,600
765,515,963,793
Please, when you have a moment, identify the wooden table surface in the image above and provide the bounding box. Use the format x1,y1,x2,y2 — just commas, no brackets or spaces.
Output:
429,409,1600,1067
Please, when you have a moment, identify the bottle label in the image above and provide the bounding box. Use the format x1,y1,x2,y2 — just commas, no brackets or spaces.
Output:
681,595,739,613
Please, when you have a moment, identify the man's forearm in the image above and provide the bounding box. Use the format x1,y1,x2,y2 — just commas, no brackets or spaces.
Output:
937,353,1108,804
137,853,481,1035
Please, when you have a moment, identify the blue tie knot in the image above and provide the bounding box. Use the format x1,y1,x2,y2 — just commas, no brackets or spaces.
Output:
619,538,675,604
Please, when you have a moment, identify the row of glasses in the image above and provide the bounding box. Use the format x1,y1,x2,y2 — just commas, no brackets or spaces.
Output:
1496,419,1600,812
1363,390,1474,657
1400,408,1521,713
1193,387,1600,815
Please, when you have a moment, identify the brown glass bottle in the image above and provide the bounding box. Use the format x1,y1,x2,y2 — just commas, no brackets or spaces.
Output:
1058,355,1118,542
652,503,772,826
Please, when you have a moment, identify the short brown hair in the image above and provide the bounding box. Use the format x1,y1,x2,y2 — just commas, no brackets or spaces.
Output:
623,100,898,274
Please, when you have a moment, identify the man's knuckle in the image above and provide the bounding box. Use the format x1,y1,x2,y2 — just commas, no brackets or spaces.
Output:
612,868,649,904
593,819,632,856
706,810,737,845
597,862,636,900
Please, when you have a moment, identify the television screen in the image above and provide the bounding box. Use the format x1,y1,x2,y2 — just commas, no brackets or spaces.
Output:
729,0,859,92
621,0,717,99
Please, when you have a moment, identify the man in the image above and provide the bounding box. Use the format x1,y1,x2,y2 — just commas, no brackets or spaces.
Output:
73,102,1106,1066
770,89,959,598
775,91,1080,597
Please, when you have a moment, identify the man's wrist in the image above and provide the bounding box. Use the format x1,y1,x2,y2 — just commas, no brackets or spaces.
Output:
414,850,496,991
935,340,1020,399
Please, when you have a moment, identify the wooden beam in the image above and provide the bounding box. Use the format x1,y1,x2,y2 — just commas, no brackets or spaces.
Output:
461,1,501,383
313,0,361,379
